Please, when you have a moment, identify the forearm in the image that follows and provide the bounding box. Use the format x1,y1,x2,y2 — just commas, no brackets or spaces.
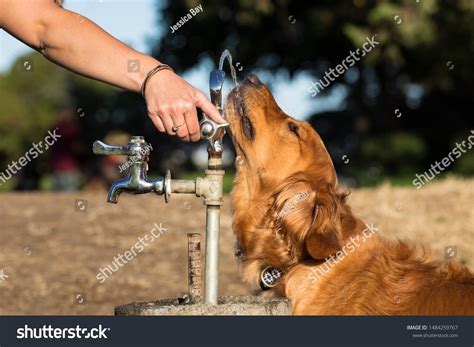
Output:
39,10,159,92
0,0,158,92
0,0,224,141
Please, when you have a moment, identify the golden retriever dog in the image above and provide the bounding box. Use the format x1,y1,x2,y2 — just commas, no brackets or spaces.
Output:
225,74,474,315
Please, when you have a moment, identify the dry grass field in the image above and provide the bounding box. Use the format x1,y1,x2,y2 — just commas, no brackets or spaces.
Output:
0,177,472,315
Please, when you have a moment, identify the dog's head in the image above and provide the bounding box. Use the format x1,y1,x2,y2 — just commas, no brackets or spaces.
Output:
225,74,338,188
225,75,363,285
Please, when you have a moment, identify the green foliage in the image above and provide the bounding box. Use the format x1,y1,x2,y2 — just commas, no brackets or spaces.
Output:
1,0,472,191
449,132,474,176
154,0,474,98
454,151,474,176
344,132,428,186
0,52,67,160
0,52,113,175
360,132,426,171
152,0,473,187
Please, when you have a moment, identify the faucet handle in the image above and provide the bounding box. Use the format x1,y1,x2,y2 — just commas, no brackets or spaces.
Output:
93,136,148,157
200,118,229,139
93,141,130,156
200,117,229,153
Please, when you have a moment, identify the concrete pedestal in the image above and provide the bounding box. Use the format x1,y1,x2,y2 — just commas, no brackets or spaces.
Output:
115,296,291,316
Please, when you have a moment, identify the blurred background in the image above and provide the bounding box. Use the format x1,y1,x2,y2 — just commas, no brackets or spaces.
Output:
1,0,473,192
0,0,473,315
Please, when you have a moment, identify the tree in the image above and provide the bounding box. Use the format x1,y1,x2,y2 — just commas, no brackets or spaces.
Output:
151,0,474,183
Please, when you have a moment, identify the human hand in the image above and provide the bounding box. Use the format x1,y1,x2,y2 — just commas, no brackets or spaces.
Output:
143,69,226,141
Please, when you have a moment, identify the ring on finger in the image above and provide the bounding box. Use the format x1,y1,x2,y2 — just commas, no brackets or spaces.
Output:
172,122,185,133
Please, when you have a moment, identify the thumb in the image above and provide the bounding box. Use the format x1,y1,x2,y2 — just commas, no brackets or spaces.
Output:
195,91,227,124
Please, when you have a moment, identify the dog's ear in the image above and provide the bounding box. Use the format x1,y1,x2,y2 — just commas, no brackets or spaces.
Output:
305,180,347,260
270,173,346,260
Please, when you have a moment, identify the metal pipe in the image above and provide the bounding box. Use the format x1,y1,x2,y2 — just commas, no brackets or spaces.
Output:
204,205,220,305
201,68,228,305
93,130,226,305
170,179,196,194
96,59,231,306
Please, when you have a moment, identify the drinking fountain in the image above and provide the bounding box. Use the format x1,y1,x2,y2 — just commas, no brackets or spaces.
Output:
94,51,291,315
93,88,228,306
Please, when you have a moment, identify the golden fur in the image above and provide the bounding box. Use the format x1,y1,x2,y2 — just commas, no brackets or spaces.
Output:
225,74,474,315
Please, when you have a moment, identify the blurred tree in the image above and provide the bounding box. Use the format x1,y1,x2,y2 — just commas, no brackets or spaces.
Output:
152,0,474,184
0,52,115,189
1,0,473,189
0,51,198,190
0,53,68,161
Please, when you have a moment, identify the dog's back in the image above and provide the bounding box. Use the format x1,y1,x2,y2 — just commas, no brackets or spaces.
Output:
284,236,474,315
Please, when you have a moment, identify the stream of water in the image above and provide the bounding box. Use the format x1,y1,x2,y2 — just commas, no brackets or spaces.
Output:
218,49,238,86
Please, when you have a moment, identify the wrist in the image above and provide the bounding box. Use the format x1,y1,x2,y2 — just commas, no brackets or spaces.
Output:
129,55,160,93
140,63,174,97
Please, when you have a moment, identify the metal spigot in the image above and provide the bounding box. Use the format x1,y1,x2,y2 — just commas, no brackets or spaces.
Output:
200,69,229,152
93,62,232,306
209,69,226,112
93,136,171,203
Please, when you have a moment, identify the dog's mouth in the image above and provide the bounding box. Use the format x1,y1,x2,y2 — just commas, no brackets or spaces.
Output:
226,86,255,141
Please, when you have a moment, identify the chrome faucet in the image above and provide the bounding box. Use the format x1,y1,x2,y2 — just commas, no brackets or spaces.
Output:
93,56,234,306
93,136,170,203
92,132,224,306
200,69,229,152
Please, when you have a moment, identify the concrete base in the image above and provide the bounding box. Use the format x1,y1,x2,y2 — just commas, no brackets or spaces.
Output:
115,296,291,316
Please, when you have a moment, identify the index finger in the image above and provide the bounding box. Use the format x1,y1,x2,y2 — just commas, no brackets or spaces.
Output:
195,91,227,124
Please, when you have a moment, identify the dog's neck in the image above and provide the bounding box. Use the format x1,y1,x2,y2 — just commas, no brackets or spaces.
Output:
262,207,367,291
231,171,367,291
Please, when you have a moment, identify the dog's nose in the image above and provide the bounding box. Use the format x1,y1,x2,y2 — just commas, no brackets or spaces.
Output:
246,74,261,86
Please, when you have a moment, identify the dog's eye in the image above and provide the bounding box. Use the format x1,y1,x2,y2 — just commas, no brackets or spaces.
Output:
288,122,299,136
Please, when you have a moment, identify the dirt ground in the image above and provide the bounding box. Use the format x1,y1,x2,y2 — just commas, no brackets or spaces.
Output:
0,177,472,315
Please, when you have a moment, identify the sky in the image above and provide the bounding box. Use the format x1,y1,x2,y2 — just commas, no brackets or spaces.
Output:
0,0,344,119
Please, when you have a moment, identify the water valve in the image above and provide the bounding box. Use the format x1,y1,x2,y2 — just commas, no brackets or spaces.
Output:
93,136,170,203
